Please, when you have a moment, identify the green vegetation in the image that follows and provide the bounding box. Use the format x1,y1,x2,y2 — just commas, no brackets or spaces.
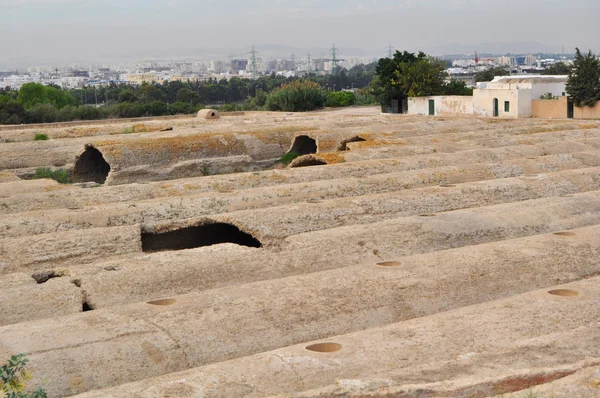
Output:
33,133,48,141
0,354,47,398
266,81,326,112
325,91,356,107
372,50,473,111
540,93,559,100
279,152,301,165
0,64,378,125
32,168,72,184
566,48,600,107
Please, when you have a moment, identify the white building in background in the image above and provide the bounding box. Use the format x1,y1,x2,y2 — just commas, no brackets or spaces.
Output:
210,60,225,73
408,75,568,118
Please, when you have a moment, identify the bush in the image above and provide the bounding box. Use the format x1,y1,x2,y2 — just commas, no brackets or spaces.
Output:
33,168,72,184
25,103,59,123
266,80,326,112
33,133,49,141
0,354,47,398
325,91,357,107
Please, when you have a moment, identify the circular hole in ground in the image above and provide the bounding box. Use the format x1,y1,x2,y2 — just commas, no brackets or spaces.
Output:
377,261,402,267
439,183,456,188
553,232,576,237
147,298,177,306
305,343,342,353
548,289,580,297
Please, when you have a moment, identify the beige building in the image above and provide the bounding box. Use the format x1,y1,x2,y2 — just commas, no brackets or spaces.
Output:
409,75,568,118
123,73,164,85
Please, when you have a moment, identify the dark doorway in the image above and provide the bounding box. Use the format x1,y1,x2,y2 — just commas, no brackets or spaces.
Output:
141,222,262,253
567,98,574,119
493,98,499,117
72,145,111,184
428,99,435,116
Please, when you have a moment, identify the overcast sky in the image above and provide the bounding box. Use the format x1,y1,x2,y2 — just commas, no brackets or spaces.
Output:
1,0,598,67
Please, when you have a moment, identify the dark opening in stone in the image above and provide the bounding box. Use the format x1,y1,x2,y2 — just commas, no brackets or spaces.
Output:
289,135,317,156
141,222,262,253
72,145,111,184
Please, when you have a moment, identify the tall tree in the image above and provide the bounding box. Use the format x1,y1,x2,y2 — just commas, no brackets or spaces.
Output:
566,48,600,107
392,57,448,97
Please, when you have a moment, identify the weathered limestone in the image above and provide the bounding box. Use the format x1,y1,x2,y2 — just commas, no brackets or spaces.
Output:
4,151,600,239
73,277,600,398
2,189,600,327
2,227,598,397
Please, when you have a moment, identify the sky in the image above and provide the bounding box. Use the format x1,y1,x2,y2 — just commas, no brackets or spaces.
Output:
1,0,599,67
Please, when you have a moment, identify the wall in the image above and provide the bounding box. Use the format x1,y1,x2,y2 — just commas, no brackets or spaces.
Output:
574,100,600,119
532,96,568,119
531,82,567,100
473,88,522,118
407,96,473,116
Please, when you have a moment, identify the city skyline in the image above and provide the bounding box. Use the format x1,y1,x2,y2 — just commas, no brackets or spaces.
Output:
1,0,599,68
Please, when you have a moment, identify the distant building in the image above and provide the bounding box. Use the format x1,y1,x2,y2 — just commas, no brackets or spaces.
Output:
210,60,225,73
230,59,248,74
123,73,163,85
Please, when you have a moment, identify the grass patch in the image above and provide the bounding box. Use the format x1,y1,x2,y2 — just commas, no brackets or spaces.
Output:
33,168,72,184
33,133,49,141
279,152,300,166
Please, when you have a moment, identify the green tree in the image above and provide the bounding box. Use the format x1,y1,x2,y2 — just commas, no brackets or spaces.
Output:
25,104,59,123
474,66,510,82
0,354,47,398
175,88,201,105
392,56,448,97
18,83,75,110
543,62,570,75
373,51,425,109
566,48,600,107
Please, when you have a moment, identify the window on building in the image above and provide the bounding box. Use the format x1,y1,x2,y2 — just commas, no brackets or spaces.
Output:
504,101,510,112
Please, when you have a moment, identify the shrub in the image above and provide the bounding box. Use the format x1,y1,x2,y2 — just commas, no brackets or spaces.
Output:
33,168,72,184
33,133,49,141
279,151,300,165
325,91,357,107
0,354,47,398
25,103,59,123
266,80,326,112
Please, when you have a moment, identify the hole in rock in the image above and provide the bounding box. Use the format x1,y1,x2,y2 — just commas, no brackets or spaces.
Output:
289,135,317,156
147,299,177,306
211,112,216,117
548,289,579,297
306,343,342,353
141,222,262,253
377,261,402,267
338,136,366,151
82,301,94,311
72,145,111,184
553,232,576,237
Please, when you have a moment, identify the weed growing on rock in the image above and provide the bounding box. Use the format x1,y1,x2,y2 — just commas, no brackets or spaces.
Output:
33,168,72,184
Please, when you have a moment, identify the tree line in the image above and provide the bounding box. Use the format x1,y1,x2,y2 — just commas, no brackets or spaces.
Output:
2,48,598,124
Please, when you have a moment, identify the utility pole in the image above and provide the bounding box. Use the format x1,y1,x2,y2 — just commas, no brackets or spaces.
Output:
307,51,312,73
249,45,259,78
330,43,339,74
